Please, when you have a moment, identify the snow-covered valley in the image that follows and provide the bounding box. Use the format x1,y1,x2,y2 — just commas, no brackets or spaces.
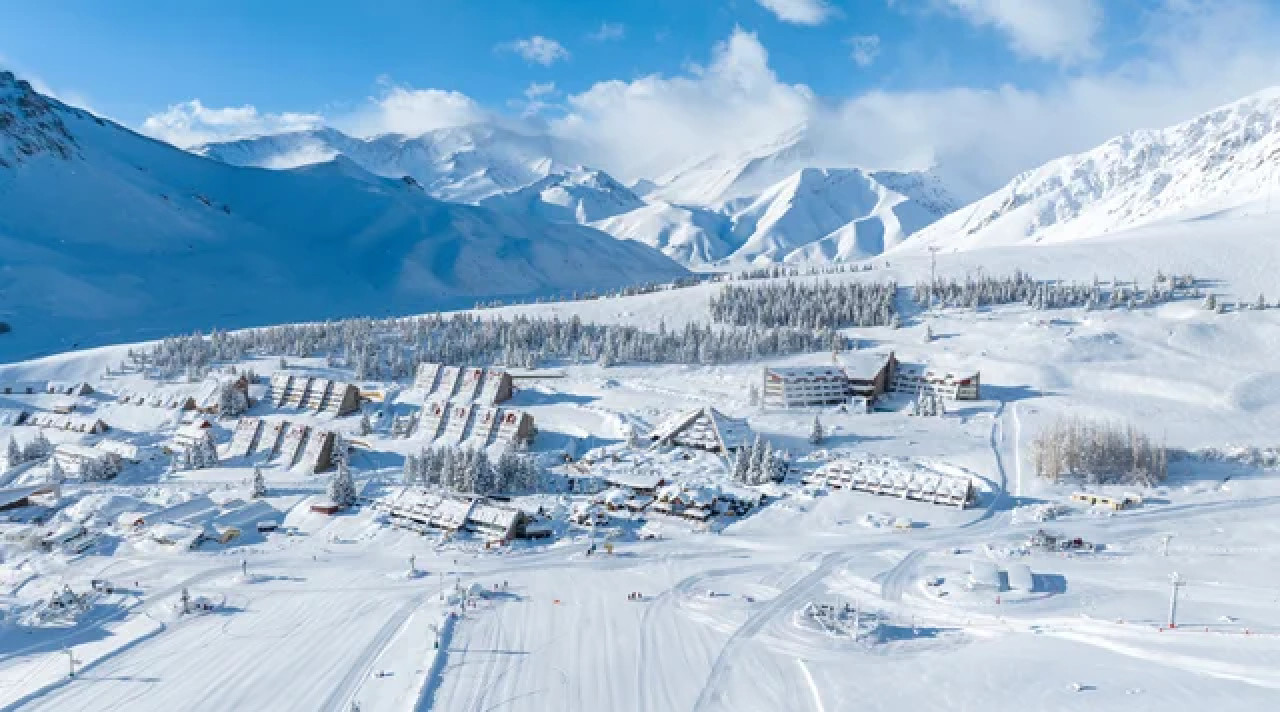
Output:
4,205,1280,710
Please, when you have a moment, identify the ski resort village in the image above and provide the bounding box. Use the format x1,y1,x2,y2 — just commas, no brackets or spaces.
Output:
5,242,1280,711
7,6,1280,708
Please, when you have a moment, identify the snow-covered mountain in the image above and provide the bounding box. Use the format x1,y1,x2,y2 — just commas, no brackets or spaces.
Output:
0,71,686,359
899,88,1280,253
651,124,817,206
199,122,959,267
478,167,646,223
199,123,577,204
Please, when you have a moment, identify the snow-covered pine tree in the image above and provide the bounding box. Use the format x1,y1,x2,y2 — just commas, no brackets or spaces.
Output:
732,446,751,483
203,436,219,467
218,381,249,416
440,448,458,491
6,436,22,469
251,465,267,498
1257,293,1268,310
922,324,933,343
24,430,51,461
403,454,420,485
47,456,65,484
358,412,373,436
758,446,776,485
747,435,765,483
472,450,496,494
1203,293,1217,311
809,416,825,445
327,459,357,507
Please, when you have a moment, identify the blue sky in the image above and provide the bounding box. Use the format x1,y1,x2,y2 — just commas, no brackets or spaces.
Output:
4,1,1280,192
2,0,1139,124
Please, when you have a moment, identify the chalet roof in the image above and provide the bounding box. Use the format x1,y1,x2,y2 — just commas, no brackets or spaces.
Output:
0,484,60,508
649,406,752,451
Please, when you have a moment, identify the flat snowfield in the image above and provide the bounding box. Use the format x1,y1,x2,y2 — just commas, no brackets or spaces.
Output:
4,214,1280,711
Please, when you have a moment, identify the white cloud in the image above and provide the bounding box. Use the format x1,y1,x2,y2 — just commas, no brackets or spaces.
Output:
497,36,571,66
552,28,814,180
588,22,626,42
340,84,488,137
846,35,881,67
756,0,836,25
140,100,323,147
941,0,1103,64
512,82,562,117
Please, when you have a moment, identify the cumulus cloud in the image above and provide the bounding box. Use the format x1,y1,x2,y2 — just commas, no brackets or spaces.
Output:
551,28,814,180
340,84,488,137
140,100,323,147
497,36,571,66
846,35,881,67
756,0,836,26
940,0,1102,64
588,22,626,42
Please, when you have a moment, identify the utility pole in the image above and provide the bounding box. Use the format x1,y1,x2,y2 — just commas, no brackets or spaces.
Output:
64,647,77,678
1161,535,1173,557
1168,572,1185,628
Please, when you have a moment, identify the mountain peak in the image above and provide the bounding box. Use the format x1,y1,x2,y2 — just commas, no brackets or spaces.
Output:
0,70,79,166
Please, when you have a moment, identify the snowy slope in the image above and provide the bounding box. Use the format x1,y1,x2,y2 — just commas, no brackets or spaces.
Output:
199,123,576,204
0,72,685,360
899,87,1280,253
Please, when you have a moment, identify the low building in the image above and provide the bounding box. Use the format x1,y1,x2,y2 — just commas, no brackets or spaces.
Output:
806,458,973,509
890,363,980,401
648,407,752,454
310,500,343,515
1070,492,1138,511
168,422,214,454
0,484,61,511
46,381,94,396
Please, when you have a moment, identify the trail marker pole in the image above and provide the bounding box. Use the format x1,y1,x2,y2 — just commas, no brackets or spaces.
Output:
1168,572,1185,628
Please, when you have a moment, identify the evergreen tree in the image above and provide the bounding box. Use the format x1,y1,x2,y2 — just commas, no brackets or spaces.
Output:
23,430,51,461
251,465,267,498
748,435,766,483
809,415,825,445
358,412,373,436
327,459,357,507
732,446,751,483
1203,293,1217,311
6,436,22,469
759,446,776,485
403,454,420,485
47,456,65,484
